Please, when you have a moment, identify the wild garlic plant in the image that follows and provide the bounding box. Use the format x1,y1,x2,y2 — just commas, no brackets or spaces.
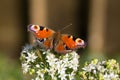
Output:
20,45,120,80
20,45,80,80
79,59,120,80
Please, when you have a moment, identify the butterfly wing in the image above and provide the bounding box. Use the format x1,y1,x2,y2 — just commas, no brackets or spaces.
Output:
54,34,85,54
28,25,85,54
28,25,55,49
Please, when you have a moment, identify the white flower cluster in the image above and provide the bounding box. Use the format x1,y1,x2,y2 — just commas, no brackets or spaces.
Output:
21,52,38,74
80,59,120,80
46,50,79,80
20,45,80,80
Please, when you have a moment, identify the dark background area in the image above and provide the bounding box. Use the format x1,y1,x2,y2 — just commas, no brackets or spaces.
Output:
0,0,120,79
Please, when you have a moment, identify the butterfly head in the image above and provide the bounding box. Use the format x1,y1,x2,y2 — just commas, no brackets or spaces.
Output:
75,38,86,48
28,25,40,33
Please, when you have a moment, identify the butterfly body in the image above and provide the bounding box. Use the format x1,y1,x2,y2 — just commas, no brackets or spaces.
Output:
28,25,85,54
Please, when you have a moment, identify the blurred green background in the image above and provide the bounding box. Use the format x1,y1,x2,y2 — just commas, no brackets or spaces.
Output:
0,0,120,80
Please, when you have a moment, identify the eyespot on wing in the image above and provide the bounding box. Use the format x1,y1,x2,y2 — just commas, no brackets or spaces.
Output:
28,25,55,39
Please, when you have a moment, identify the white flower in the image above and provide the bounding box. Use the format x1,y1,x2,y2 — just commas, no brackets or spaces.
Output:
46,52,58,66
96,65,106,73
69,58,79,71
58,71,67,80
26,52,37,63
36,64,40,68
103,73,111,80
36,69,45,79
47,67,56,79
103,72,119,80
63,51,80,71
62,55,69,63
93,69,97,74
35,76,42,80
82,64,96,72
109,73,119,79
57,63,66,74
68,71,75,80
22,63,30,74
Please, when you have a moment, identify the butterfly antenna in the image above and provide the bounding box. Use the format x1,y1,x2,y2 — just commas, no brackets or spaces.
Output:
61,23,72,31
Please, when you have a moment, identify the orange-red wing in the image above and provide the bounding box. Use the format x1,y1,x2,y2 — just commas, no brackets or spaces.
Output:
35,27,55,39
28,25,55,39
28,25,55,49
43,38,53,49
61,35,77,49
54,40,72,54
